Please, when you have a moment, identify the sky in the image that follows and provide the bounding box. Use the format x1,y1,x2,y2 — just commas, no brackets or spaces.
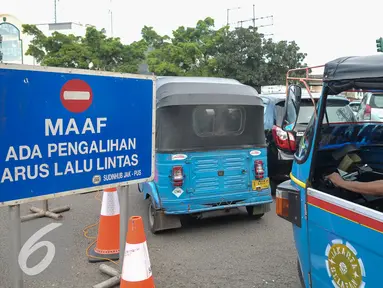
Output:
2,0,383,66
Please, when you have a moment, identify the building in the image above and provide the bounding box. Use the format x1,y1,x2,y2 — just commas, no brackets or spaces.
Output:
261,85,286,94
29,22,91,65
34,22,90,38
0,13,93,65
0,14,28,64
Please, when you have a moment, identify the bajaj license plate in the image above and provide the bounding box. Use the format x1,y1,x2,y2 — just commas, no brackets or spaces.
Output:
252,178,270,191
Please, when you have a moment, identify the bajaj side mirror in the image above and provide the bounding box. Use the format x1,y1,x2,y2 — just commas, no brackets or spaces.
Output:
282,84,302,131
292,85,302,110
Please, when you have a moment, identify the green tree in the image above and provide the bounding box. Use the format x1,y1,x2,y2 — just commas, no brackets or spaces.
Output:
22,24,147,73
141,19,307,89
142,17,228,76
215,27,307,91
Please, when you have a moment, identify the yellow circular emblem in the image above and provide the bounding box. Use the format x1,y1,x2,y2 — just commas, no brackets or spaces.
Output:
325,240,365,288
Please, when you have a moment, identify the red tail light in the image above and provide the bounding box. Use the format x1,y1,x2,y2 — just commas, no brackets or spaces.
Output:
172,166,184,187
365,104,372,113
272,125,296,151
254,160,264,179
364,104,371,120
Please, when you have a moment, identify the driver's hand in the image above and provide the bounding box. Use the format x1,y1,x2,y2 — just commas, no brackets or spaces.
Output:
326,172,344,187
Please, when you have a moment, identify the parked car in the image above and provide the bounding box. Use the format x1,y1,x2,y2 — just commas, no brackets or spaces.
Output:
356,92,383,121
348,100,360,116
261,93,355,193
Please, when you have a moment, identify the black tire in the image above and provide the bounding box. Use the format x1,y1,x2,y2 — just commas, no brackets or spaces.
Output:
246,206,264,219
270,179,277,196
147,198,159,234
297,258,305,288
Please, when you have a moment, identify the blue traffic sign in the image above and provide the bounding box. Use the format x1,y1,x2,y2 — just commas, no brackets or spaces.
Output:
0,65,155,206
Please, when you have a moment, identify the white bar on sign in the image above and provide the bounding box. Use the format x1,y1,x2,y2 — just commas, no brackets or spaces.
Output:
63,91,90,100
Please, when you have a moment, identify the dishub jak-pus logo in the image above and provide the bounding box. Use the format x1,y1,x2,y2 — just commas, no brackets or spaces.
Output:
325,239,366,288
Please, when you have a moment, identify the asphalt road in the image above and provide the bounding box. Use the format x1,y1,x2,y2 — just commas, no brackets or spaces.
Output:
0,186,300,288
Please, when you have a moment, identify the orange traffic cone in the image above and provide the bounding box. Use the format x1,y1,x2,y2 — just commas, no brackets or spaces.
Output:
88,187,120,263
120,216,155,287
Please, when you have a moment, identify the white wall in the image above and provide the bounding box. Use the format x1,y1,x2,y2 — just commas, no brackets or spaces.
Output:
35,22,88,37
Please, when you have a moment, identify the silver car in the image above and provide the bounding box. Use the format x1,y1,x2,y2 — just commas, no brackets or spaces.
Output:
356,92,383,121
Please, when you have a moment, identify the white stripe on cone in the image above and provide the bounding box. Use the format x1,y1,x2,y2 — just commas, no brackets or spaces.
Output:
63,91,91,100
121,242,152,282
100,191,120,216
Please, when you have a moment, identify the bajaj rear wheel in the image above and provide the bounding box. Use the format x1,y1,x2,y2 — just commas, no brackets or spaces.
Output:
246,206,264,219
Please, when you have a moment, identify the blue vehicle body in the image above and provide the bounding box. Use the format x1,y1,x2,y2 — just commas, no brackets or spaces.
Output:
140,76,273,233
140,148,271,214
277,55,383,288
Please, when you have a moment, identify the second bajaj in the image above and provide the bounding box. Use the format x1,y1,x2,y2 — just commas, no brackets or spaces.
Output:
276,55,383,287
139,76,272,234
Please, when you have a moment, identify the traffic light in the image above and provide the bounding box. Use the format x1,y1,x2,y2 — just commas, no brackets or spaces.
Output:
377,37,383,52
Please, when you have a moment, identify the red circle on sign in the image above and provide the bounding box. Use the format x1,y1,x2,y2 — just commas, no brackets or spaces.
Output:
60,79,93,113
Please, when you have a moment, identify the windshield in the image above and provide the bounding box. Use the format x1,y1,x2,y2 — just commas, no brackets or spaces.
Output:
318,96,381,150
370,93,383,108
286,98,355,125
297,104,316,124
156,105,266,151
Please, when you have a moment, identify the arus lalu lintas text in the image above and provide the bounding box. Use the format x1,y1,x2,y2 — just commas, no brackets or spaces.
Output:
1,117,141,183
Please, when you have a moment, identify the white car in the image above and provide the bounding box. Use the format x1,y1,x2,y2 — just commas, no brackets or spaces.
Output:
356,92,383,121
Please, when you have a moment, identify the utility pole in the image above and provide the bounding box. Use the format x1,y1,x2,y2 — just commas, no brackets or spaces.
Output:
109,0,113,37
252,4,256,27
0,34,3,64
54,0,58,23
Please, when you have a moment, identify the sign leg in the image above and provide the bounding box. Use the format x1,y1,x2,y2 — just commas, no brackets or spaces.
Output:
20,200,70,222
93,186,129,288
9,205,23,288
92,264,120,288
119,185,129,269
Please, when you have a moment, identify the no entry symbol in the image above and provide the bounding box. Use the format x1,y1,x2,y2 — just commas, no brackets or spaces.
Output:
60,79,93,113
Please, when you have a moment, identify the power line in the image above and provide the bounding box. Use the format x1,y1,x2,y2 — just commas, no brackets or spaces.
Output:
237,15,274,28
226,4,274,34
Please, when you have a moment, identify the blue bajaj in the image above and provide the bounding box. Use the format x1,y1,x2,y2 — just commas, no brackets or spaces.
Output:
139,76,272,233
276,55,383,288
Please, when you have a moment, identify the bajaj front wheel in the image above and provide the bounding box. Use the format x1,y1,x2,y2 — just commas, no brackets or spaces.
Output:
297,257,305,288
147,198,159,234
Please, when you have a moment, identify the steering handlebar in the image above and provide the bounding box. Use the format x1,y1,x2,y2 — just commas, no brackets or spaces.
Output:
323,170,369,202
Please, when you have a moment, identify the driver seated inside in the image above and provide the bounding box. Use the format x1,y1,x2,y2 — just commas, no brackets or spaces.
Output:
327,173,383,196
